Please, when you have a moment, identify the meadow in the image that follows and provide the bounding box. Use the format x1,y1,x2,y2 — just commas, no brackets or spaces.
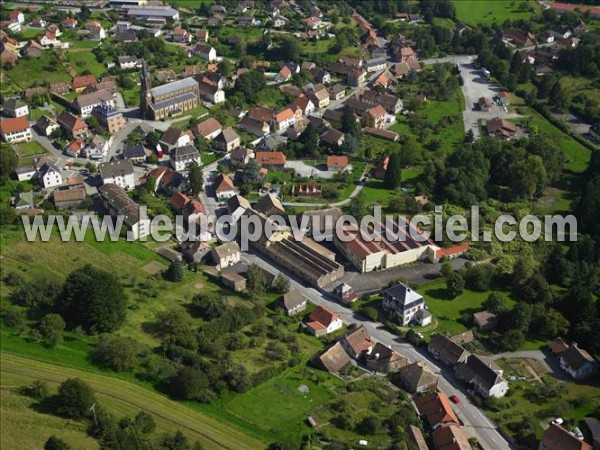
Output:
453,0,540,26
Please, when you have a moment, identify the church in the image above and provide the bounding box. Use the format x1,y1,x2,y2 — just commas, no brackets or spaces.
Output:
140,60,200,120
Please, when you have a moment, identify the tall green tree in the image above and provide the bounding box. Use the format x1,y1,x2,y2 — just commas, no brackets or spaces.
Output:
38,314,65,347
55,378,96,419
188,162,203,196
384,153,402,189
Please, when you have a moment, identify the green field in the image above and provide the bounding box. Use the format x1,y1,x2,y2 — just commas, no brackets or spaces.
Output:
13,141,46,158
67,49,107,78
4,52,71,88
453,0,540,26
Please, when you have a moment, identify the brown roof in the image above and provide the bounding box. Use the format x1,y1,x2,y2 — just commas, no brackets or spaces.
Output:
275,107,294,123
53,188,86,204
367,342,406,364
213,174,235,192
429,333,469,365
431,425,473,450
193,117,222,138
367,104,387,118
170,192,190,212
0,116,30,134
451,331,475,345
315,342,351,373
327,155,349,169
343,326,372,356
414,392,460,429
473,310,497,327
248,106,276,122
57,111,87,132
396,362,438,392
309,306,338,328
549,337,570,354
72,74,97,90
486,117,517,134
281,289,307,312
255,151,286,166
540,424,592,450
255,193,284,215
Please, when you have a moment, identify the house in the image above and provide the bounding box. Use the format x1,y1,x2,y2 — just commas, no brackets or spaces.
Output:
197,81,225,104
0,116,32,143
366,57,387,73
307,306,343,337
214,127,240,152
280,289,308,315
213,173,238,199
549,27,573,40
73,89,116,118
303,16,322,30
210,4,227,14
86,135,110,160
126,5,179,23
255,193,284,216
98,160,135,190
292,95,315,117
314,342,352,373
341,326,373,359
181,241,211,263
347,68,367,87
37,30,60,47
38,162,63,188
414,392,460,430
309,84,330,109
227,194,251,222
272,14,289,28
238,16,259,27
502,28,536,47
473,310,498,331
193,118,222,140
15,166,36,182
255,151,286,170
0,45,19,65
366,342,407,373
53,188,86,210
365,127,399,142
170,145,201,171
56,111,88,139
239,116,270,136
248,106,276,123
583,418,600,450
207,14,224,27
273,108,295,131
497,91,511,106
4,98,29,117
64,138,86,157
98,183,149,239
72,74,97,93
230,147,254,168
9,10,25,24
193,43,217,61
326,155,349,171
363,105,387,129
428,333,470,366
91,104,125,134
382,284,431,326
116,29,138,43
539,423,592,450
330,85,346,101
549,337,599,380
455,355,508,398
478,97,494,112
394,362,438,394
396,46,417,64
211,241,241,270
432,426,473,450
160,127,193,152
333,283,357,304
118,55,140,70
86,22,106,40
196,29,209,42
173,27,192,43
122,144,147,163
310,68,331,85
486,117,518,140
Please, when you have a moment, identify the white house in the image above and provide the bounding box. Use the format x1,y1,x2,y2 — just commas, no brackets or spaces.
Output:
98,160,135,190
4,98,29,118
35,115,60,137
86,135,110,160
170,145,201,172
382,284,431,326
15,166,37,182
38,162,63,188
211,241,241,270
0,117,32,143
118,55,140,69
73,89,116,118
193,44,217,62
455,355,508,398
37,30,60,47
9,10,25,24
307,306,343,336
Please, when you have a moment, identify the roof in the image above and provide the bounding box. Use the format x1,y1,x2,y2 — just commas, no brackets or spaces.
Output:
99,160,134,179
122,144,146,159
275,107,294,123
255,151,286,166
414,392,459,429
217,127,240,144
364,127,399,141
315,342,351,373
278,65,292,79
57,111,87,132
0,116,30,134
309,306,338,328
559,345,597,371
367,342,405,364
213,241,240,259
473,310,497,326
540,424,592,450
194,117,222,138
255,193,284,215
213,173,236,192
486,117,517,134
72,74,97,89
227,194,251,213
74,89,114,109
53,188,86,204
160,127,189,146
429,333,469,365
550,2,600,15
451,330,475,345
584,417,600,445
431,425,473,450
321,129,345,145
327,155,349,168
455,355,504,393
150,77,197,99
367,104,387,118
384,284,423,305
549,337,570,354
343,326,372,356
282,289,307,311
397,362,438,391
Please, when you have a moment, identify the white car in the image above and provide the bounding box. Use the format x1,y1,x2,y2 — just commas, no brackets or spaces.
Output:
552,418,563,426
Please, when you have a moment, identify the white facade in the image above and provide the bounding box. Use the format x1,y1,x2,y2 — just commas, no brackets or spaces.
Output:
104,172,135,190
8,103,29,118
41,166,63,188
1,126,32,143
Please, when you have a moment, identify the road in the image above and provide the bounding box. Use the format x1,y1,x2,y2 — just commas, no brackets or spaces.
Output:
242,251,512,450
422,55,522,139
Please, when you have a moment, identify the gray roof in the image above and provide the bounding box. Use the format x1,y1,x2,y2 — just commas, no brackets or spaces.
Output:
282,289,307,311
258,134,285,149
150,77,197,99
99,160,134,179
171,144,199,161
217,127,240,144
92,104,121,119
150,92,197,112
456,355,504,392
123,144,146,159
5,98,26,110
127,6,178,18
16,165,36,175
384,284,423,306
74,89,114,109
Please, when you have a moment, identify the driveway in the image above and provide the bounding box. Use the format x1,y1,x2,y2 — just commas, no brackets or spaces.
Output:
422,55,522,139
284,160,337,179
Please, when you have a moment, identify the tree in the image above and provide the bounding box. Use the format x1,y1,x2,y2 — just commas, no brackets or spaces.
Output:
45,436,71,450
464,264,492,291
58,265,127,333
510,155,547,200
241,159,263,186
440,261,453,279
55,378,96,419
246,264,266,295
22,380,50,400
299,123,318,157
190,293,226,320
0,146,18,179
155,308,198,350
92,335,146,371
549,79,569,112
236,71,266,102
38,313,65,347
169,367,213,402
134,411,156,434
271,274,290,294
78,4,91,21
446,272,465,298
188,162,203,196
357,415,382,435
341,105,361,138
217,59,233,77
279,37,301,61
164,260,184,282
484,292,505,314
145,130,160,149
384,153,402,189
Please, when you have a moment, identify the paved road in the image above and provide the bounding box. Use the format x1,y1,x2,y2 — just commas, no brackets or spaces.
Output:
242,251,512,450
422,55,522,139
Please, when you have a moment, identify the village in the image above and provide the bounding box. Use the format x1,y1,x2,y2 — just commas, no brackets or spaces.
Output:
1,1,600,450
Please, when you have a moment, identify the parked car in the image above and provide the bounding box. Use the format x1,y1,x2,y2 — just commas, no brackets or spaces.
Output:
450,394,460,404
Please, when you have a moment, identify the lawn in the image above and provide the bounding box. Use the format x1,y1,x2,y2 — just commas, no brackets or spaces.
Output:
4,52,71,88
67,49,107,78
13,141,46,158
453,0,540,26
223,365,343,443
0,352,266,450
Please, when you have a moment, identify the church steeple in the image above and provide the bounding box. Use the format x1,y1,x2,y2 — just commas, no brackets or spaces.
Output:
140,58,152,119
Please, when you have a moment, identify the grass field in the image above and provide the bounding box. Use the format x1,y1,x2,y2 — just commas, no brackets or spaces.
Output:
0,353,267,450
4,52,71,88
13,141,46,158
67,50,107,78
453,0,540,26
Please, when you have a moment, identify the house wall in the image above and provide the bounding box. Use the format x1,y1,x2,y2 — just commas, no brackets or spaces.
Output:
104,173,135,190
488,381,508,398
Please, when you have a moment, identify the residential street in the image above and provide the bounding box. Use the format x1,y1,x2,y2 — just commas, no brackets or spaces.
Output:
242,251,513,450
